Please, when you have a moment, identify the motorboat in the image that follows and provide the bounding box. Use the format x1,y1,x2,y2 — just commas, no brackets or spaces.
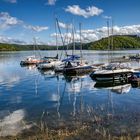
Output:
128,71,140,87
90,62,134,81
129,53,140,60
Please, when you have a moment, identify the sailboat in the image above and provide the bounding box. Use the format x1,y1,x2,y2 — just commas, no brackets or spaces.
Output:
20,38,44,65
37,19,64,70
20,55,42,65
55,23,98,75
90,19,135,81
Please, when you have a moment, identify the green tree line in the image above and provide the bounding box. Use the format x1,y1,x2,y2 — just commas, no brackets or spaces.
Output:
0,35,140,51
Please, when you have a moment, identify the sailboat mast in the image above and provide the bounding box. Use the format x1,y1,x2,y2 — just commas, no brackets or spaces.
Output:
72,21,75,55
111,19,114,62
66,24,69,51
33,37,36,56
33,37,41,58
111,19,114,51
107,20,110,63
56,18,66,59
55,19,58,58
79,22,83,63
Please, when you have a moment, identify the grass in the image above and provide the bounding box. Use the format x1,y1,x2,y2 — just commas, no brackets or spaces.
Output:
0,106,140,140
1,125,140,140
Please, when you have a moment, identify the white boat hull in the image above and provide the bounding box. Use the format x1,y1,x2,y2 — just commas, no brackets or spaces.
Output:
38,61,63,69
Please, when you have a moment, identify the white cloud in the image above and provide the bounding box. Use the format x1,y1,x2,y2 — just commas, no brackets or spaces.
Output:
50,24,140,45
58,21,72,29
46,0,57,5
0,35,26,44
80,25,140,42
65,5,103,18
3,0,17,3
0,12,22,30
24,25,49,32
0,12,49,33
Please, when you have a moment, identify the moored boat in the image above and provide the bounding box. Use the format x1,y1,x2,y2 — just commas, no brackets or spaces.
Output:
90,63,134,81
55,54,99,75
37,59,64,70
63,62,95,75
129,53,140,60
20,55,43,65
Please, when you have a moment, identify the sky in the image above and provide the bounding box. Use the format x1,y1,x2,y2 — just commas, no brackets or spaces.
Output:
0,0,140,45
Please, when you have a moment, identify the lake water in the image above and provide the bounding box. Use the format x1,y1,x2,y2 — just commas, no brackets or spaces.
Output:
1,50,140,137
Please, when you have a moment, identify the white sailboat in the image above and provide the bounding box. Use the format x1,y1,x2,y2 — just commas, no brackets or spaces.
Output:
20,55,42,65
20,38,43,65
37,18,64,70
55,23,98,75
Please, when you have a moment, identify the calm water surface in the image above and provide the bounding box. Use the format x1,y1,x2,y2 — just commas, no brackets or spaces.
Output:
0,50,140,137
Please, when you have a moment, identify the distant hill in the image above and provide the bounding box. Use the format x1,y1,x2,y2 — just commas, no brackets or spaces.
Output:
84,35,140,50
0,35,140,51
0,43,56,51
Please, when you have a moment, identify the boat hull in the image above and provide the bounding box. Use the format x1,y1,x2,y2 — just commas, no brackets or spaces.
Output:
37,61,63,70
63,66,95,76
90,71,133,81
20,60,42,65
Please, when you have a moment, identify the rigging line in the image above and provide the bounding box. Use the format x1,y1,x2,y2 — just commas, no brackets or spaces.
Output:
36,41,42,58
79,22,83,63
72,20,76,55
55,18,59,58
33,37,41,58
107,20,110,63
66,24,69,51
33,37,36,56
62,27,70,56
56,18,67,59
66,29,73,54
65,23,72,56
111,19,114,61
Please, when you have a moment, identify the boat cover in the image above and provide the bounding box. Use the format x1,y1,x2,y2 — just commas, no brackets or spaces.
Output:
62,55,80,62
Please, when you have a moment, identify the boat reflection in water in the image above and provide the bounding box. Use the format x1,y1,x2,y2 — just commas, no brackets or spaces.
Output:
39,72,91,118
94,81,131,94
20,64,37,70
38,69,56,80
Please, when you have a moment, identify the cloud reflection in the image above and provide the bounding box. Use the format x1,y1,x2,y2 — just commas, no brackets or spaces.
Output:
0,109,32,136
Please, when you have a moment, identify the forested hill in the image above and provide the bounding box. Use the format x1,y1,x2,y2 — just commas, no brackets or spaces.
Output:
83,35,140,50
0,35,140,51
0,43,56,51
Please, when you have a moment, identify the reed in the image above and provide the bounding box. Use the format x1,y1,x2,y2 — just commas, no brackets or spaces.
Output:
0,106,140,140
